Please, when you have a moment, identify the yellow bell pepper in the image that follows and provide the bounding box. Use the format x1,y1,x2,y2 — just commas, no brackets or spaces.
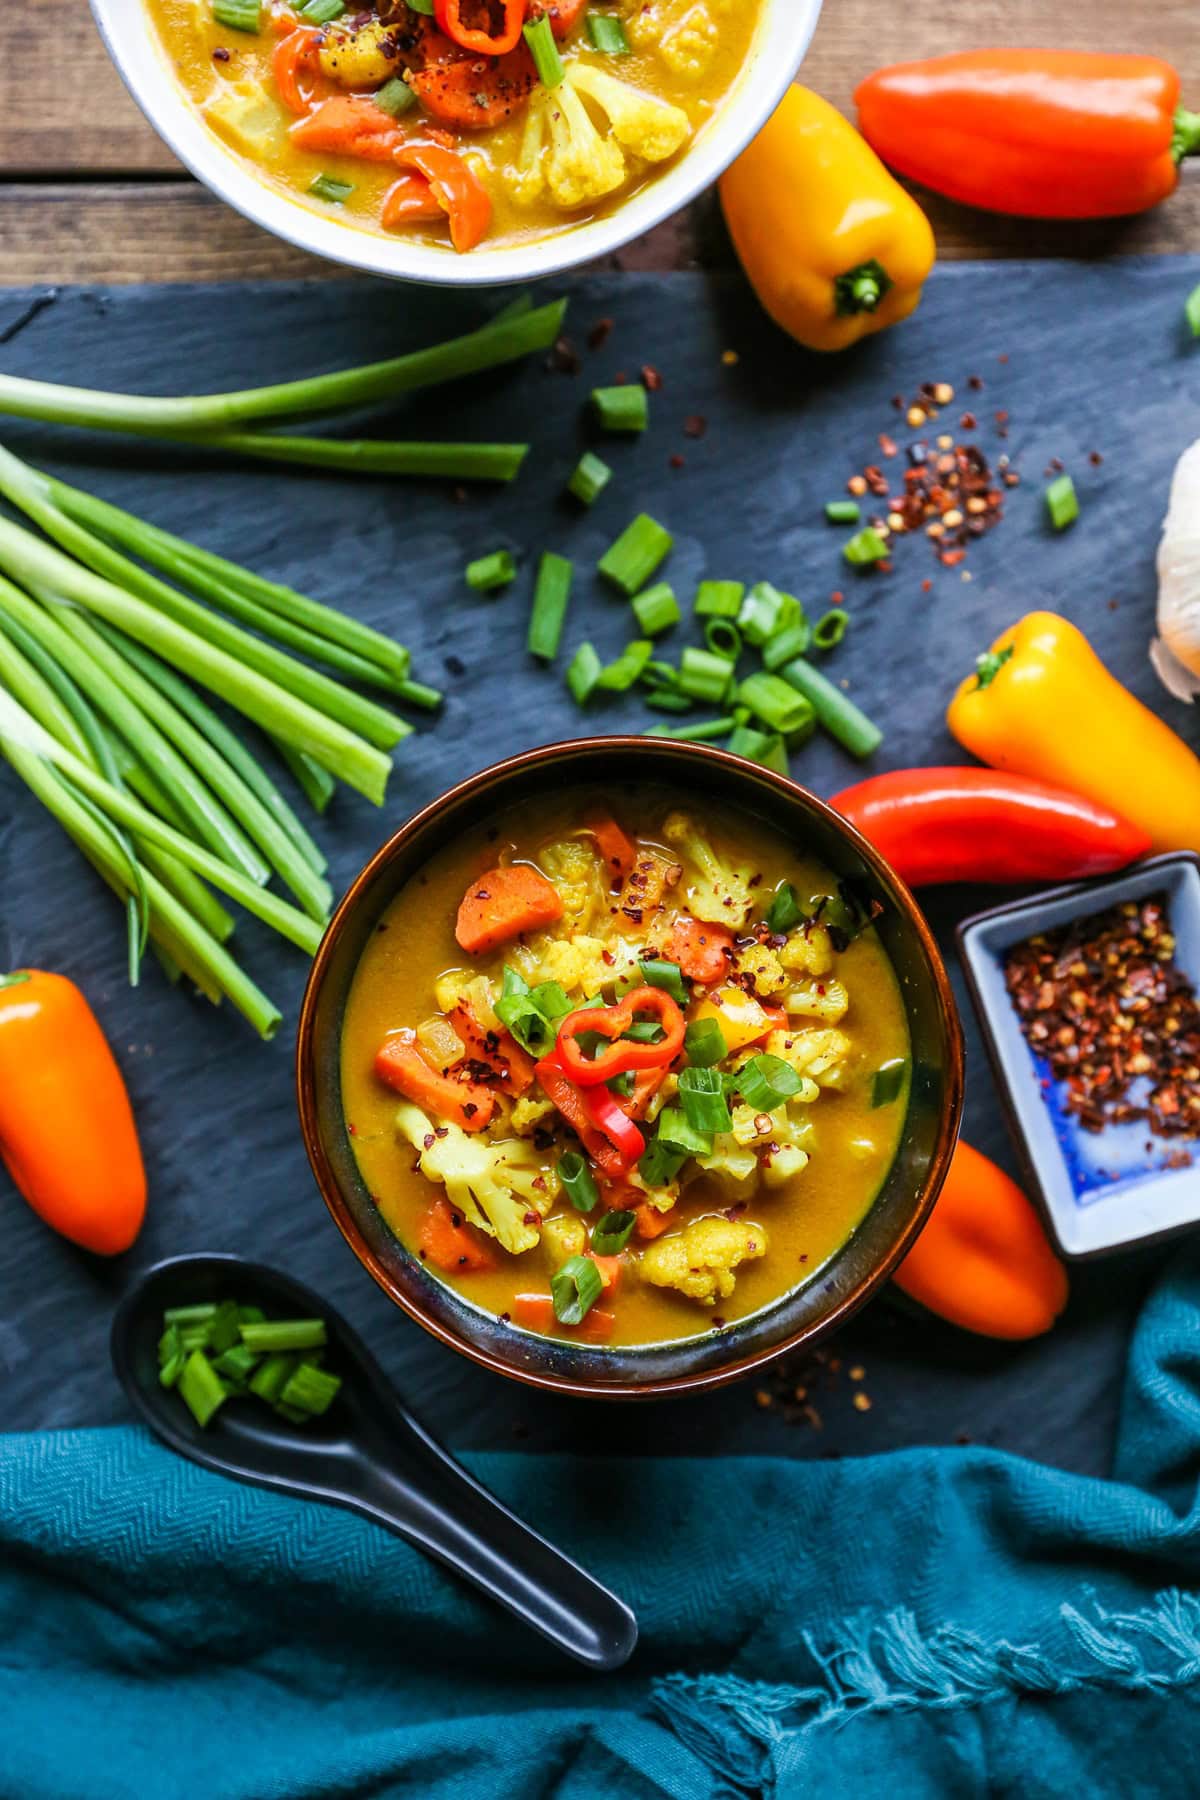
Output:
718,85,935,353
690,988,769,1054
948,611,1200,854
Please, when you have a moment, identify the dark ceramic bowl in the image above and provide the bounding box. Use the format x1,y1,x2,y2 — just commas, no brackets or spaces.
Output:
296,740,964,1399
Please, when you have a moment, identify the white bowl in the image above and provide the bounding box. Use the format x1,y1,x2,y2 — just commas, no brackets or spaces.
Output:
90,0,822,286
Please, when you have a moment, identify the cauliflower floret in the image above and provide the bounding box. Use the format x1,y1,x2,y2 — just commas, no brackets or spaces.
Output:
537,839,607,934
394,1104,558,1255
729,1103,776,1147
640,1215,767,1304
511,82,627,210
433,970,499,1032
621,1167,680,1215
734,941,787,998
316,20,398,88
623,0,736,77
644,1071,678,1125
510,1094,557,1137
780,924,835,978
566,62,691,163
694,1134,759,1202
662,812,755,927
510,932,640,999
759,1111,815,1190
541,1213,588,1265
775,1028,853,1091
784,978,850,1025
759,1037,823,1104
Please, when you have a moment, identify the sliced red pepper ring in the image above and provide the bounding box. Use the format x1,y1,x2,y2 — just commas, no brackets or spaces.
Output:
555,986,686,1087
433,0,524,56
581,1084,646,1170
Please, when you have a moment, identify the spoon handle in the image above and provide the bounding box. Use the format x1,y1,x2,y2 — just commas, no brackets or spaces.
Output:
337,1408,637,1671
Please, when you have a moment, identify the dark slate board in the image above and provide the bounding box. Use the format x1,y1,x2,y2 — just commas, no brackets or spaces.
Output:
0,262,1195,1470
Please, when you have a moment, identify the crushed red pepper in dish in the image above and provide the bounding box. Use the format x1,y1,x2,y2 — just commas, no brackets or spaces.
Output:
1004,896,1200,1139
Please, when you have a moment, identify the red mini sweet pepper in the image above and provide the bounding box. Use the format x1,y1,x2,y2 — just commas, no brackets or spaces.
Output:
856,50,1200,220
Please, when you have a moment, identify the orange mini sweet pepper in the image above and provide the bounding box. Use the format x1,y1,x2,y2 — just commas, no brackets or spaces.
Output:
895,1141,1067,1340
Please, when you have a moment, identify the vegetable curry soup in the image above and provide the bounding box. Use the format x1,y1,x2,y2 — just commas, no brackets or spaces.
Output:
341,788,911,1349
145,1,763,255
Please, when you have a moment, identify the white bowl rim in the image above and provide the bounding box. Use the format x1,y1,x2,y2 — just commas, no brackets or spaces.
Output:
89,0,822,287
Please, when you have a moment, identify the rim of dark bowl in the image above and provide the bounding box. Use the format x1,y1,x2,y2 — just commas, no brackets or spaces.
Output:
296,738,964,1400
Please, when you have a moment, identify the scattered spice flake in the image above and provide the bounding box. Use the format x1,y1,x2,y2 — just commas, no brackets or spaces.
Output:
849,1364,865,1381
641,364,663,392
1090,450,1104,466
721,348,739,366
669,453,686,470
213,45,231,62
853,1392,872,1412
549,336,580,375
588,317,614,350
683,414,707,439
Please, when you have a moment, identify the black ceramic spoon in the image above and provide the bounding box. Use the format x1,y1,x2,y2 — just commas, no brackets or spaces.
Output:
111,1253,638,1671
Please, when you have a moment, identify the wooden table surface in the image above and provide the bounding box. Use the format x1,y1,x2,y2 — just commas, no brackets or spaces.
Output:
0,0,1197,286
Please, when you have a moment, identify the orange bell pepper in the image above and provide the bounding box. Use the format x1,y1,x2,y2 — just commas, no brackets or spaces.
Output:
894,1140,1067,1340
0,971,146,1255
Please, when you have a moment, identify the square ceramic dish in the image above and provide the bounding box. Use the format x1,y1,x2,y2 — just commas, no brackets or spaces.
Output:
958,853,1200,1258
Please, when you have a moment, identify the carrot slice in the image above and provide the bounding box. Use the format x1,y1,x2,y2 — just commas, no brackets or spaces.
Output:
290,96,404,161
375,1029,495,1131
448,1003,535,1096
408,44,538,130
635,1202,674,1240
419,1196,496,1273
529,0,587,37
273,26,322,115
391,143,492,252
585,1252,624,1295
512,1293,616,1342
585,811,638,882
669,915,735,984
456,865,564,954
381,173,445,228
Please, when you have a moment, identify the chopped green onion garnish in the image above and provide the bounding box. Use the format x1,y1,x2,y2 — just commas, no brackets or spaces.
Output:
239,1318,327,1353
524,13,566,86
566,641,603,705
179,1350,228,1427
597,638,653,692
638,958,689,1004
249,1354,298,1405
586,11,630,52
567,450,613,505
655,1106,713,1157
551,1254,604,1324
763,620,812,670
213,1344,261,1386
598,513,673,594
528,551,573,660
685,1016,728,1067
299,0,343,18
591,1209,637,1255
726,728,788,773
164,1303,218,1326
737,671,812,735
212,0,261,29
308,174,355,205
732,1053,801,1111
560,1150,600,1212
842,526,889,567
695,580,744,619
678,1065,732,1135
1187,281,1200,338
631,582,680,636
592,385,648,433
279,1360,342,1416
679,645,735,704
406,0,435,10
374,74,416,115
739,582,798,647
778,657,883,759
159,1350,185,1390
872,1059,908,1108
466,549,517,593
643,715,736,742
622,1020,666,1043
495,965,573,1056
607,1070,636,1097
766,880,803,934
644,689,693,713
207,1299,243,1355
812,608,849,652
1044,474,1079,530
703,618,740,663
825,499,861,525
639,1134,688,1185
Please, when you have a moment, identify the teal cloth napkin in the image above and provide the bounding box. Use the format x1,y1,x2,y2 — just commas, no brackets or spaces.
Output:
5,1250,1200,1800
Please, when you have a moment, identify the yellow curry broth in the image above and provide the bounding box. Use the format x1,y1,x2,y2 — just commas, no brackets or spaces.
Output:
341,787,910,1348
144,1,761,251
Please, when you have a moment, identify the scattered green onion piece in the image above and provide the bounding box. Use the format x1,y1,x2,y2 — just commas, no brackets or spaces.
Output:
639,1135,687,1186
299,0,343,18
528,551,573,660
644,690,693,713
495,966,572,1057
598,513,673,594
825,499,861,525
678,1065,732,1134
597,638,653,692
212,0,261,30
640,658,678,691
684,1016,727,1067
567,451,613,505
179,1350,228,1427
164,1303,217,1326
736,671,812,734
279,1361,342,1416
766,881,803,934
843,526,889,567
778,656,883,759
213,1344,261,1386
621,1020,665,1043
607,1071,636,1097
763,620,812,670
695,580,744,619
566,642,603,705
591,1209,637,1255
524,13,566,85
586,11,630,52
1187,281,1200,338
159,1351,185,1389
631,582,680,637
705,618,741,662
561,1152,600,1209
551,1254,604,1325
679,645,735,704
374,75,415,115
308,174,355,205
1044,474,1079,530
725,724,773,763
592,385,648,433
738,581,798,647
239,1318,327,1353
872,1059,908,1108
466,549,517,593
638,958,689,1004
655,1106,712,1157
759,734,790,775
406,0,435,12
812,608,849,653
249,1354,298,1405
732,1053,801,1111
643,715,735,742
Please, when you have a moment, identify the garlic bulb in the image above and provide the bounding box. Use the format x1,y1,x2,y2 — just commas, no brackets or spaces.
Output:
1153,437,1200,702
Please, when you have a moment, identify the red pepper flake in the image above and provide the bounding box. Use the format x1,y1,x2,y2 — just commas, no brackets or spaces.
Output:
683,414,707,439
614,370,628,385
1089,450,1104,466
548,336,579,375
878,432,898,458
588,317,614,350
213,45,231,61
669,453,686,470
641,364,663,392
